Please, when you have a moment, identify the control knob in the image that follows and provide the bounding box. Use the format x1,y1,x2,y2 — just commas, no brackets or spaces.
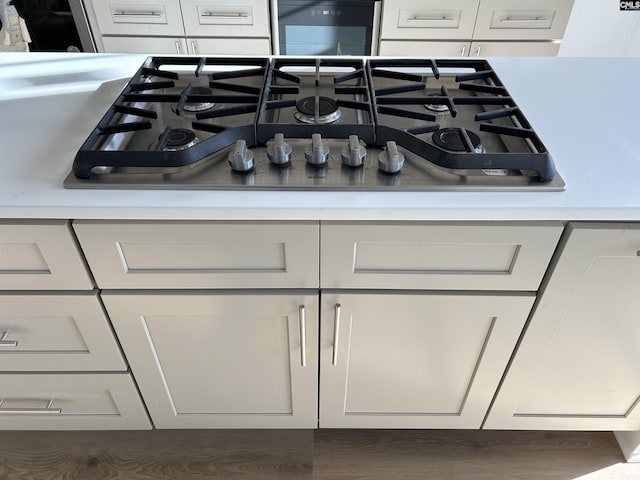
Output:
341,135,367,167
267,133,293,166
378,141,405,174
228,140,254,172
305,133,330,166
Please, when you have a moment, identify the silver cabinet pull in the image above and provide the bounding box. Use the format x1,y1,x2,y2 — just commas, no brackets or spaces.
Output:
201,12,249,18
501,16,547,23
332,303,341,366
298,305,307,367
460,44,467,56
175,41,182,54
190,40,197,54
0,331,17,347
475,44,482,56
113,11,161,17
408,15,455,21
0,399,61,414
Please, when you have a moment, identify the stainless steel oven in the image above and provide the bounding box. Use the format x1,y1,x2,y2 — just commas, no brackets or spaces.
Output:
274,0,381,55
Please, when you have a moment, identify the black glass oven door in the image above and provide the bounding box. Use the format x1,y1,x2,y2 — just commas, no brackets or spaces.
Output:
277,0,375,55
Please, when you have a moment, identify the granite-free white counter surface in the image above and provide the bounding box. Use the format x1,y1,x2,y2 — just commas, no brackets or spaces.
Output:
1,53,639,221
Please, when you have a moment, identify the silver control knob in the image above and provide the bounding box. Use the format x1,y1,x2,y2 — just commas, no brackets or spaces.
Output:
341,135,367,167
267,133,293,166
378,141,405,174
305,133,330,166
228,140,254,172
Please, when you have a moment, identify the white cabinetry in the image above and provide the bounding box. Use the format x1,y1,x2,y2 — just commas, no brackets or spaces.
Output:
379,0,574,57
486,223,640,430
0,221,151,430
84,0,272,54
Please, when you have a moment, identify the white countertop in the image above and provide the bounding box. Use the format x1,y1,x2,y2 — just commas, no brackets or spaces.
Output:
2,53,640,221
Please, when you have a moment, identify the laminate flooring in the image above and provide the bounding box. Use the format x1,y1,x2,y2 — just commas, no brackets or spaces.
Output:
0,430,639,480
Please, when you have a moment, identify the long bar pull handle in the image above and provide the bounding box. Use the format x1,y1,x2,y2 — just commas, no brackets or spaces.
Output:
201,12,249,18
475,44,482,57
501,16,547,23
460,44,467,56
190,40,197,54
113,11,161,17
332,304,341,366
408,15,455,21
175,41,182,54
0,331,17,347
298,305,307,367
0,399,61,414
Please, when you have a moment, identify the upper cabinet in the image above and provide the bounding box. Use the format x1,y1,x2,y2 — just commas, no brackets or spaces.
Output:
83,0,272,54
379,0,575,57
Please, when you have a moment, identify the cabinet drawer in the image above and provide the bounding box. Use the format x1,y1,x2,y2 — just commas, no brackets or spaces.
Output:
0,373,151,430
181,0,270,37
101,36,187,54
0,294,126,372
320,222,563,291
73,221,319,289
470,41,560,57
0,221,93,291
379,40,470,57
189,37,271,55
91,0,185,36
474,0,574,40
380,0,479,40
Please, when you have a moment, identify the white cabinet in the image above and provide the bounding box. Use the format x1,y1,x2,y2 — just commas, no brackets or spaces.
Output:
379,0,574,57
84,0,272,54
486,223,640,430
319,292,533,428
103,292,319,428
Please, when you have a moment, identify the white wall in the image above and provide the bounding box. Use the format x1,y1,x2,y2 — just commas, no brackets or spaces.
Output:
559,0,640,56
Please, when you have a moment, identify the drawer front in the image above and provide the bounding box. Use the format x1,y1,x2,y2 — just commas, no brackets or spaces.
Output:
381,0,479,40
0,294,126,372
470,41,560,57
474,0,574,40
91,0,185,36
0,373,151,430
181,0,270,37
73,221,319,289
379,40,470,57
320,222,563,291
101,36,187,54
0,221,93,291
189,37,271,55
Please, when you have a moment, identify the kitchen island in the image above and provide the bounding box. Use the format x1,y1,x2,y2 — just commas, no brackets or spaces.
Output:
1,53,640,462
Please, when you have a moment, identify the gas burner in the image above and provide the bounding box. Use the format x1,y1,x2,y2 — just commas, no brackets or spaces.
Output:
294,96,342,124
163,128,199,151
432,128,485,153
172,87,215,114
424,93,449,113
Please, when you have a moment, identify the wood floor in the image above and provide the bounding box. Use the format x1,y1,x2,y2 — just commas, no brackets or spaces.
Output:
0,430,639,480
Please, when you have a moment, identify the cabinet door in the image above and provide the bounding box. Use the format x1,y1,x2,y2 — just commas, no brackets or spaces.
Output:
0,294,126,372
181,0,270,37
379,40,470,56
320,292,533,428
90,0,185,36
73,221,319,289
486,223,640,430
188,37,271,55
0,373,151,430
321,222,563,291
474,0,574,40
0,221,93,291
103,292,318,428
101,36,187,54
380,0,480,40
470,41,560,57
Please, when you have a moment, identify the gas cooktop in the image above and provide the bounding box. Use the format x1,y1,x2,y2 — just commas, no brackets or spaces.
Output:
64,56,565,191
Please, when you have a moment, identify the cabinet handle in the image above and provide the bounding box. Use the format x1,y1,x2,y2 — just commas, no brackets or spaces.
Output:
190,40,197,54
475,44,482,56
113,11,161,17
0,399,61,414
332,303,341,366
500,16,548,24
298,305,307,368
408,15,455,22
201,12,249,18
175,41,182,54
460,44,467,56
0,331,17,347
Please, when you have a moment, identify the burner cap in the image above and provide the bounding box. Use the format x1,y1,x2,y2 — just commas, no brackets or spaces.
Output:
163,128,199,151
173,86,216,114
424,93,449,113
432,128,484,153
294,96,342,124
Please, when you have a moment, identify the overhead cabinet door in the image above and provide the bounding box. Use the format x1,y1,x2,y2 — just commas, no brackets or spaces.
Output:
486,223,640,430
103,292,319,428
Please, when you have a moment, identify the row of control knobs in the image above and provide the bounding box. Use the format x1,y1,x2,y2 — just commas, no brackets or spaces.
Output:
228,134,405,174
